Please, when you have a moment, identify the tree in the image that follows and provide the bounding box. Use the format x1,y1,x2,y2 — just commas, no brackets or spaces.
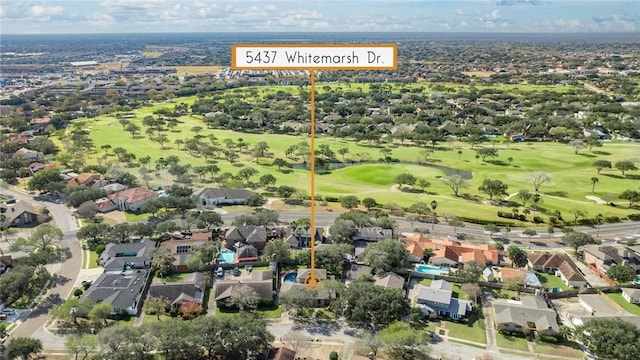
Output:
329,219,356,243
272,158,287,171
485,224,500,238
362,197,377,210
284,331,311,354
225,285,258,311
522,228,537,240
440,174,470,196
562,232,599,253
253,141,270,162
593,159,612,174
28,167,64,193
190,125,203,135
363,239,408,275
237,167,259,183
338,147,349,160
316,243,352,277
77,201,98,219
125,123,140,137
503,275,525,295
456,261,484,283
262,239,291,263
197,211,223,230
461,283,482,303
144,296,169,320
620,190,640,207
65,335,98,360
89,302,112,327
517,189,533,207
335,281,409,328
378,321,430,360
475,147,499,161
478,179,509,200
587,138,602,152
447,217,464,234
529,171,551,192
4,337,43,360
606,265,636,283
258,174,276,188
506,246,528,268
277,185,296,199
588,176,600,193
151,247,174,277
568,139,586,154
395,173,416,189
279,285,316,313
614,160,637,175
416,179,431,192
340,195,361,211
9,224,63,262
575,318,640,360
408,202,431,221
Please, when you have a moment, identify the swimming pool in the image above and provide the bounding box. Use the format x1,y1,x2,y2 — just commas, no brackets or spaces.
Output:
284,272,297,283
636,275,640,283
415,264,450,275
219,250,235,264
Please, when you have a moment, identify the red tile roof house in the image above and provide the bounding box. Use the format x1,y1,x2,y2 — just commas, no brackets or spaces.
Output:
107,187,159,212
66,173,102,187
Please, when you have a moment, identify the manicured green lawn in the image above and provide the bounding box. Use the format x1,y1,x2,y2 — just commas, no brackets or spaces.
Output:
156,272,188,283
533,341,584,358
142,313,173,325
88,250,100,269
445,317,487,344
55,83,640,224
535,271,569,291
419,278,433,287
496,332,530,351
606,293,640,316
124,211,151,222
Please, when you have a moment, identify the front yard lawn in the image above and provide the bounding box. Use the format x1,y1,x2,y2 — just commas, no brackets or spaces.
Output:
445,317,486,344
535,271,569,291
533,341,584,358
495,332,529,352
142,313,173,325
606,293,640,316
88,250,100,269
124,211,151,222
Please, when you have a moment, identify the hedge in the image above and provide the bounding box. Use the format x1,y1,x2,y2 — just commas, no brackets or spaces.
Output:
458,216,515,227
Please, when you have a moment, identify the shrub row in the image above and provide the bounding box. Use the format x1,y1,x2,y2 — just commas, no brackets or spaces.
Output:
456,216,515,227
628,213,640,221
497,211,526,221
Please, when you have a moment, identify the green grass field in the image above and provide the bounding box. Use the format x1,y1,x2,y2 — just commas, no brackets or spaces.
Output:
56,84,640,224
496,332,530,351
532,341,584,358
535,271,570,291
606,293,640,316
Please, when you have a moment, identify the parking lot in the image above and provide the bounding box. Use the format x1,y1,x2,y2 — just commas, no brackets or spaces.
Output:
0,306,28,323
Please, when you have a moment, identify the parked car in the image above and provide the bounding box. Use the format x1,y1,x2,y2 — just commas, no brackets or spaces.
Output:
233,267,241,276
216,267,224,278
2,309,16,315
0,313,7,320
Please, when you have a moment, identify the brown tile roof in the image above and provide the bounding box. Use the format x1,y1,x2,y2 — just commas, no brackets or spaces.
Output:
403,234,498,265
557,261,587,282
108,187,158,204
528,252,567,269
273,347,296,360
66,173,101,186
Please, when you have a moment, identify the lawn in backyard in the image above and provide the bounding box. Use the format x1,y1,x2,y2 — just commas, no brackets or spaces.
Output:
495,332,529,351
606,292,640,316
57,84,640,223
535,271,570,291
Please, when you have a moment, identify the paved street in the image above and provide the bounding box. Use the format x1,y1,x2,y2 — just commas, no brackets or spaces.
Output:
2,187,82,346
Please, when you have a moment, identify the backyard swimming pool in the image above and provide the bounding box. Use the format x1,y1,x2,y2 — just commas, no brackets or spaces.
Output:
284,272,297,283
415,264,450,275
219,250,235,263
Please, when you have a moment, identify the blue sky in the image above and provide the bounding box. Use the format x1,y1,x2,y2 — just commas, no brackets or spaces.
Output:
1,0,638,34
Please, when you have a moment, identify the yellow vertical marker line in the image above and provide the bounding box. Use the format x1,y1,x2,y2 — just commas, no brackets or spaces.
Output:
309,69,317,289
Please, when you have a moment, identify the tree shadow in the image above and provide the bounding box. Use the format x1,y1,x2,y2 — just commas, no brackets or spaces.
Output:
592,151,611,155
604,174,640,180
578,153,597,158
546,191,568,198
485,160,508,166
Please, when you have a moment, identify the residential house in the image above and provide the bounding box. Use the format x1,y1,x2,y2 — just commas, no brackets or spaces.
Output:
374,272,405,290
223,226,267,250
214,270,274,305
352,227,393,242
236,244,259,262
493,267,526,283
493,295,559,336
159,237,208,272
0,201,39,228
270,347,296,360
82,269,149,316
403,234,499,267
148,272,207,309
296,268,328,284
574,294,638,326
107,187,159,212
284,227,324,248
12,148,44,162
66,173,102,187
101,183,128,194
28,162,45,175
195,187,256,206
621,288,640,304
347,264,373,281
413,279,471,320
527,252,567,273
95,197,118,213
99,239,156,272
583,245,640,274
556,261,588,288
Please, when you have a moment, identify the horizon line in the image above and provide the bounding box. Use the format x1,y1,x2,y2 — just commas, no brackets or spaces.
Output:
3,31,640,36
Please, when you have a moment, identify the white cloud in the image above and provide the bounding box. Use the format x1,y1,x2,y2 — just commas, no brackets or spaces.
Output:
85,13,115,27
29,4,65,21
101,0,165,12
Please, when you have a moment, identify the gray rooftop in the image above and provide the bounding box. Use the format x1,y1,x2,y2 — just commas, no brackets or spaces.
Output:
494,295,559,333
82,269,148,313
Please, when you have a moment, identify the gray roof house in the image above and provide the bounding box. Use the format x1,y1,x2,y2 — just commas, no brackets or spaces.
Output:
148,272,207,308
99,239,156,272
223,226,267,249
195,188,256,206
621,288,640,304
374,272,405,290
414,279,471,320
214,270,274,302
352,227,393,242
493,295,559,336
82,269,149,316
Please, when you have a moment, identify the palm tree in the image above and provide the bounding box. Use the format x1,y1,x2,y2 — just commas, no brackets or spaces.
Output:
595,213,604,237
591,177,599,193
430,200,438,230
422,248,434,264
